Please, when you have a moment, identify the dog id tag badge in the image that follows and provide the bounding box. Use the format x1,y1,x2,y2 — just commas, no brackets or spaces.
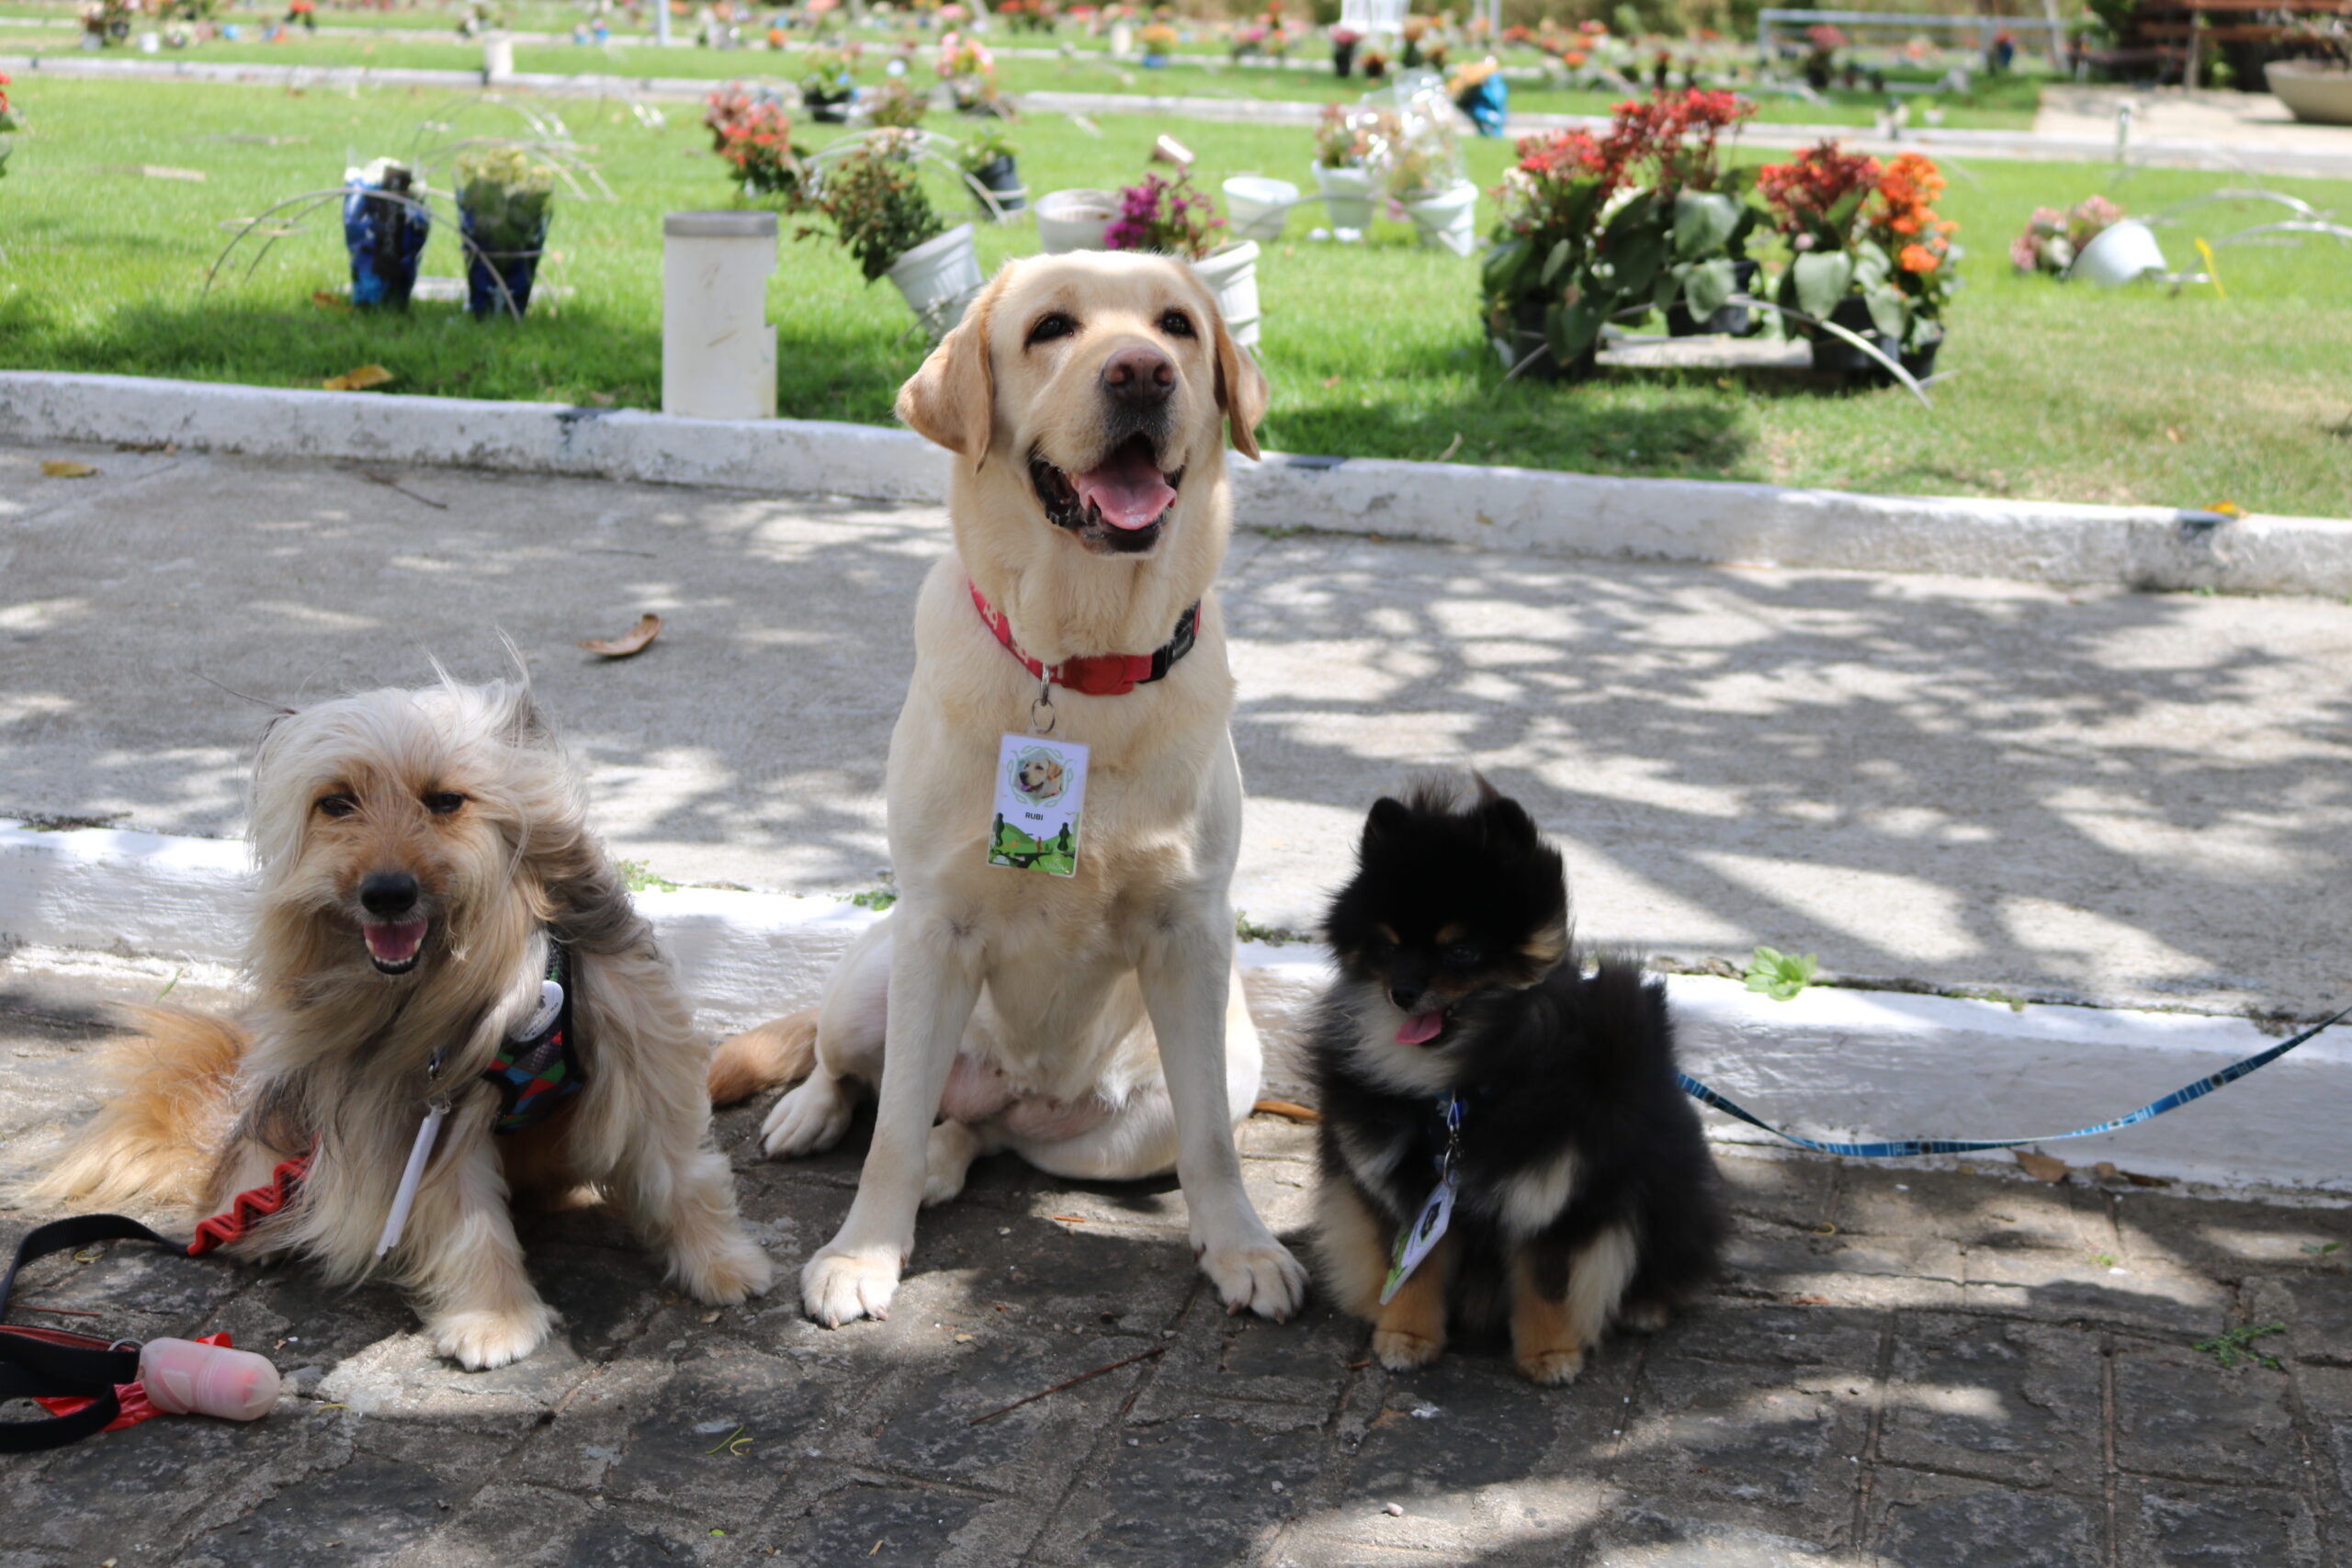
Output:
1379,1168,1458,1305
989,733,1088,877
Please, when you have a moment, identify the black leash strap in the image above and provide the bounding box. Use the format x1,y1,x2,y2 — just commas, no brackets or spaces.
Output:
0,1213,186,1453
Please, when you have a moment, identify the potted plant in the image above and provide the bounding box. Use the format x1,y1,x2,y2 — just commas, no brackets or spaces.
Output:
862,77,932,129
2010,194,2121,275
1330,25,1361,77
1479,127,1623,378
1105,169,1261,348
936,29,1003,115
1620,89,1765,338
455,144,556,319
1137,20,1177,65
1759,141,1958,381
798,44,856,122
1310,103,1385,233
0,72,20,187
343,157,431,310
956,123,1024,215
715,95,808,205
1362,47,1388,80
1380,92,1476,256
808,130,978,339
1802,24,1843,92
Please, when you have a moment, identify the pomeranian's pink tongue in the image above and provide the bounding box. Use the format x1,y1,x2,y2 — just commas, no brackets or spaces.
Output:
364,919,427,965
1071,447,1175,531
1396,1010,1445,1046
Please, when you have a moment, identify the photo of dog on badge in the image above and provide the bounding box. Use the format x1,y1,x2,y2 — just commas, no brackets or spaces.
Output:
1012,750,1068,802
1306,774,1725,1385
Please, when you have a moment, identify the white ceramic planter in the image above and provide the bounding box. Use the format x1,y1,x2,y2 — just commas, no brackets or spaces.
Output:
1312,163,1376,233
482,35,514,82
2069,219,2167,287
1402,180,1479,258
662,210,778,422
1189,240,1261,351
2268,62,2352,127
1222,175,1299,244
1035,188,1118,254
888,222,984,341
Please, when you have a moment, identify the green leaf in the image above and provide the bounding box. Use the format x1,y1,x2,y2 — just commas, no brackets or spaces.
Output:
1604,226,1668,298
1671,190,1738,261
1826,186,1868,236
1481,236,1531,295
1863,284,1910,340
1540,236,1575,287
1548,296,1605,362
1601,187,1660,242
1742,945,1819,1002
1681,256,1737,320
1790,251,1854,321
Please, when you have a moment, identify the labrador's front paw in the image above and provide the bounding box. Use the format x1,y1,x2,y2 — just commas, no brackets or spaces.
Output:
1193,1226,1308,1322
799,1244,902,1328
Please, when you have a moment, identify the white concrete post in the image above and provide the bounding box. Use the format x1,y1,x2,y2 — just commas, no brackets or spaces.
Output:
662,210,778,422
482,34,514,82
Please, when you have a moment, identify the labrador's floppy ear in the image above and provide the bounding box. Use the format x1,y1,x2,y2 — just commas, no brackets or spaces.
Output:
896,265,1010,472
1210,310,1268,461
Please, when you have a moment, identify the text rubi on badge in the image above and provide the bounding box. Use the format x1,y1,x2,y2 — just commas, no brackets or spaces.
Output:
989,735,1089,876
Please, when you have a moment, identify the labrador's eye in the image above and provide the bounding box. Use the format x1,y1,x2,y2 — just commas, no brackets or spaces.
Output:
1027,311,1076,346
1159,310,1195,339
423,792,467,817
316,794,357,818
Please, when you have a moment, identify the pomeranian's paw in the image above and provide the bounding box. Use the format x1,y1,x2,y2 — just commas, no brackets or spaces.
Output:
432,1301,557,1371
1372,1327,1445,1372
1516,1345,1588,1385
675,1232,775,1306
1619,1300,1672,1334
799,1243,901,1328
762,1073,854,1161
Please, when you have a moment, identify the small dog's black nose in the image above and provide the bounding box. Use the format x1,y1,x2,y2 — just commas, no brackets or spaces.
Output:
1101,345,1174,404
360,872,420,917
1388,984,1423,1012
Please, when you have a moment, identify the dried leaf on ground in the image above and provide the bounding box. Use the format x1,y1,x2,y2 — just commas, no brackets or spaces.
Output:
2014,1150,2070,1184
322,365,394,391
580,613,663,659
311,290,353,312
1251,1097,1322,1122
40,459,97,479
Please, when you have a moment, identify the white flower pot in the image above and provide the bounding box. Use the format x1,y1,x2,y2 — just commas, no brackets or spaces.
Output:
1035,188,1118,254
1313,163,1376,233
2068,218,2167,287
482,35,514,82
888,222,985,341
1402,180,1479,258
1222,175,1298,244
2268,62,2352,127
1188,239,1261,351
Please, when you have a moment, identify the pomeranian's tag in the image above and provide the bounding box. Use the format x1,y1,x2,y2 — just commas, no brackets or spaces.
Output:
989,734,1088,877
1379,1168,1458,1305
376,1100,447,1258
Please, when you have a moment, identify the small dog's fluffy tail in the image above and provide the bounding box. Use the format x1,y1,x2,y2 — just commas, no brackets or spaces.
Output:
707,1008,819,1106
27,1007,245,1211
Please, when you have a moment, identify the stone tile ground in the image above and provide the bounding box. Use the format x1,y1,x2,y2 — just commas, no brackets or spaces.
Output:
4,999,2348,1568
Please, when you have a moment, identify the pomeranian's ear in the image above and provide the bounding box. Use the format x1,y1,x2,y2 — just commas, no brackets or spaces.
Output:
1470,771,1503,807
1363,795,1412,845
1475,791,1541,847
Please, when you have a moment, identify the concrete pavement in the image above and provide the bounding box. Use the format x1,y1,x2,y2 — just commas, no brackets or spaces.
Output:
7,437,2352,1021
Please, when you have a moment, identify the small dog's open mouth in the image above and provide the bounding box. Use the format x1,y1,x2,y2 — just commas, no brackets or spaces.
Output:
363,918,429,976
1396,1008,1449,1047
1030,434,1184,553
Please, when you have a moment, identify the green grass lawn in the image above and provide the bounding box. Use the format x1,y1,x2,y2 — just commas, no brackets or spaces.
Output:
3,77,2348,514
0,18,2047,130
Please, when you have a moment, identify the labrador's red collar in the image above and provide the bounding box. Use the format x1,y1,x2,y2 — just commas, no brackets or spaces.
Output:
969,581,1200,698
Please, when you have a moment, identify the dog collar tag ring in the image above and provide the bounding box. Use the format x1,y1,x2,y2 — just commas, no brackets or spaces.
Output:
1029,671,1057,737
1379,1167,1458,1305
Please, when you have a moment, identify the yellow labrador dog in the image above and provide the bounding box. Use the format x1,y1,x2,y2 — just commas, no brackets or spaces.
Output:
710,251,1306,1326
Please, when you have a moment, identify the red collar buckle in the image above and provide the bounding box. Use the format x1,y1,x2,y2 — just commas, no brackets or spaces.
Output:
969,582,1199,698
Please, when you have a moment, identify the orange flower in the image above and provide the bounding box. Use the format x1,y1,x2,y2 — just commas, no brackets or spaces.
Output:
1899,243,1939,274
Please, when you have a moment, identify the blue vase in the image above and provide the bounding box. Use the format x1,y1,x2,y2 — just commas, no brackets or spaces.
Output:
1457,77,1508,138
343,175,430,310
460,209,549,320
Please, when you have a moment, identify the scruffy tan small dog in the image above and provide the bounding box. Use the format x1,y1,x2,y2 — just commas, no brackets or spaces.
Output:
34,680,771,1369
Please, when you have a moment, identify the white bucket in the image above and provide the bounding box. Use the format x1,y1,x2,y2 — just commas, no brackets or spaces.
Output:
1035,188,1118,254
1402,180,1480,258
1221,176,1298,244
482,35,515,82
1188,239,1261,351
1313,163,1375,233
2069,219,2167,287
662,209,779,422
137,29,160,53
888,222,985,342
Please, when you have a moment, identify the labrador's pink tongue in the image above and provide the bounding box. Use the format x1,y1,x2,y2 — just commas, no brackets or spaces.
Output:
1396,1010,1445,1046
1072,448,1176,531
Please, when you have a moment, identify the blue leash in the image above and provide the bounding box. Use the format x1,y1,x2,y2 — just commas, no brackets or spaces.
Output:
1677,997,2352,1159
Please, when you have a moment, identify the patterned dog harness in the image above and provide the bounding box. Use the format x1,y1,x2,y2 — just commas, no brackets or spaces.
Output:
484,940,584,1134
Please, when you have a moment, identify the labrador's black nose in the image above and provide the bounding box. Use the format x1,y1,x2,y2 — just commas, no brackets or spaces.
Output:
360,872,420,917
1101,345,1174,404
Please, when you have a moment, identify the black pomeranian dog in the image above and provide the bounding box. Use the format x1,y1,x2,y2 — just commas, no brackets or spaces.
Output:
1306,777,1724,1384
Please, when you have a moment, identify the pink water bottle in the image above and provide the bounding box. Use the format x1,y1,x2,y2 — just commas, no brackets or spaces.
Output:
137,1337,280,1421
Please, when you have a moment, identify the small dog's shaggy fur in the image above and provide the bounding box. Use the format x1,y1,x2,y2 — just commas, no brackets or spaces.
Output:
32,680,772,1369
1306,777,1724,1384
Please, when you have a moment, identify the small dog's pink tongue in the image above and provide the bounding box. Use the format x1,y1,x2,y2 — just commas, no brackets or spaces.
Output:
1071,448,1175,531
1396,1010,1446,1046
364,919,427,965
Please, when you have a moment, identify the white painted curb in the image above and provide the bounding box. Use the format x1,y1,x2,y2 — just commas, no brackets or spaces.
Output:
7,818,2348,1194
7,371,2348,593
